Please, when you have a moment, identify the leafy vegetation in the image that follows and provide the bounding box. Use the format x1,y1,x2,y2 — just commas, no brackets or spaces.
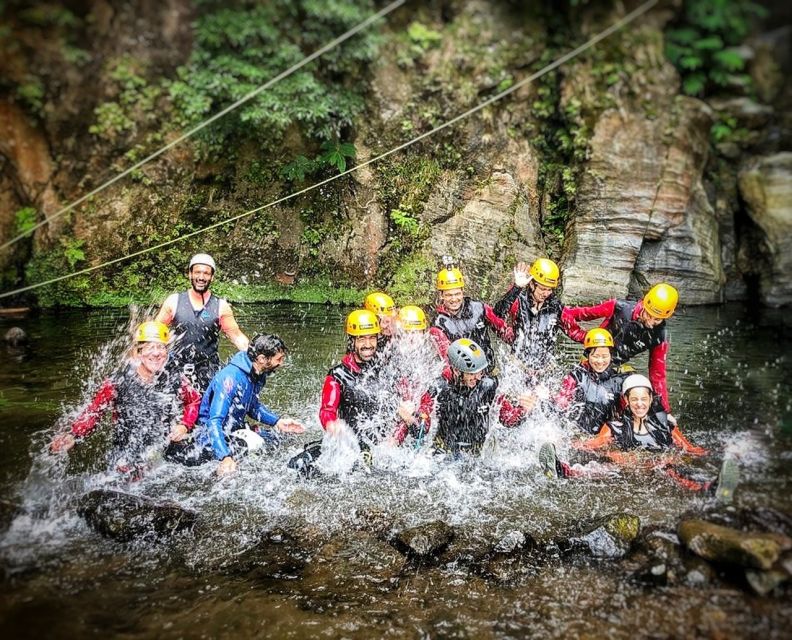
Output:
167,0,380,153
14,207,37,236
665,0,767,96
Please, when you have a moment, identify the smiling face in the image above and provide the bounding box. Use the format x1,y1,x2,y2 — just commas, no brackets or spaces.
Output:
530,282,554,306
440,288,464,315
460,370,484,388
588,346,612,373
138,342,168,376
639,308,663,329
353,334,378,363
189,264,214,294
253,351,286,374
626,387,652,419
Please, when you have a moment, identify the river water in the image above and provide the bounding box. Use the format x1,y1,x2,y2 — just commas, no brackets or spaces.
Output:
0,302,791,638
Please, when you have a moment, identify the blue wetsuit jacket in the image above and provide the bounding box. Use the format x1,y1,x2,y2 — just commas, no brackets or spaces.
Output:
196,351,279,459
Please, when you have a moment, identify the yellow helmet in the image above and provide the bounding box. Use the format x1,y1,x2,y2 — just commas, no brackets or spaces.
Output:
135,321,170,345
643,283,678,319
398,305,427,331
436,267,464,291
584,327,614,350
529,258,560,288
364,292,396,317
345,309,381,336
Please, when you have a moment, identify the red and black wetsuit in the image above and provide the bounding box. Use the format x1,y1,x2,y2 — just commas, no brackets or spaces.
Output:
555,362,627,435
562,299,671,412
319,353,392,449
494,286,574,370
430,298,513,369
429,376,525,456
71,366,200,468
169,290,222,391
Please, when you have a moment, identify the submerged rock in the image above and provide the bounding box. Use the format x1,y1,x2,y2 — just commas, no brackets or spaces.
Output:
566,513,641,559
3,327,27,346
678,519,792,571
745,568,789,597
389,521,455,564
229,527,311,581
77,490,199,542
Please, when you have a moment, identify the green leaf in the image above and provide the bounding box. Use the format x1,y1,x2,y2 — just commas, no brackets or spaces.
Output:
679,54,703,70
693,35,723,51
713,49,746,72
682,73,706,96
14,207,37,235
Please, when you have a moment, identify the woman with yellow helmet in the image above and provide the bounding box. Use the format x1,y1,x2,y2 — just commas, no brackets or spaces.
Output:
552,328,630,436
493,258,576,374
49,321,205,476
430,259,513,372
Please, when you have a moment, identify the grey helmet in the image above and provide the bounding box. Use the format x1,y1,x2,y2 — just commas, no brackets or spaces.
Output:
447,338,489,374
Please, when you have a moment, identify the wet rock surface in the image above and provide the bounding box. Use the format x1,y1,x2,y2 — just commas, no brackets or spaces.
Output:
561,513,642,559
389,520,455,565
77,490,199,542
678,518,792,571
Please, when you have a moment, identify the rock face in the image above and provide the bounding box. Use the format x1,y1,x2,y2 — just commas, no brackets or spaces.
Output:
77,489,199,542
678,518,792,570
738,153,792,307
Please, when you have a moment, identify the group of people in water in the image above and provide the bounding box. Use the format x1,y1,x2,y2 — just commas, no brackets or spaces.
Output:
49,252,739,502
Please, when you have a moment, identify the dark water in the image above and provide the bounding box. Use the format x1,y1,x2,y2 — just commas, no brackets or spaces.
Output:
0,302,791,638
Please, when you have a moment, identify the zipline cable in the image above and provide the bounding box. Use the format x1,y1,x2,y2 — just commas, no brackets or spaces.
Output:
0,0,406,252
0,0,658,301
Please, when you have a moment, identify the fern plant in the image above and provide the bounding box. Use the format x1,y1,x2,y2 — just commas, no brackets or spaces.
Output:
665,0,767,96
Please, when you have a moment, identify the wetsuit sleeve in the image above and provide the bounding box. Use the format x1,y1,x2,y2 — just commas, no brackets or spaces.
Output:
429,327,451,361
179,378,202,430
71,379,117,438
561,299,618,343
648,341,671,412
205,375,237,460
319,375,341,429
484,303,514,343
493,285,521,319
498,395,525,427
250,396,279,426
554,373,578,411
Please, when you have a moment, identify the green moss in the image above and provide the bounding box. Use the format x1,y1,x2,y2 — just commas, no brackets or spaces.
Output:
388,253,435,305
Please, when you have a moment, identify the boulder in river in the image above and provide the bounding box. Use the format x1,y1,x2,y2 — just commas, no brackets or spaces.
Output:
678,519,792,571
3,327,27,346
389,520,455,564
77,489,199,542
564,513,641,559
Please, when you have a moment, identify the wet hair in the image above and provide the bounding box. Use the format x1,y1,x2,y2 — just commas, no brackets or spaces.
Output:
247,334,288,360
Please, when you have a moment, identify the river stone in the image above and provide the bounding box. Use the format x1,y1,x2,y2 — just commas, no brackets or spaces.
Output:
77,489,199,542
738,152,792,307
3,327,27,346
678,519,792,570
745,569,789,597
568,513,641,559
231,527,311,581
389,521,455,563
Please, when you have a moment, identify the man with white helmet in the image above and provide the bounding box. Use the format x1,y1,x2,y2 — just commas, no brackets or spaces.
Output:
156,253,249,392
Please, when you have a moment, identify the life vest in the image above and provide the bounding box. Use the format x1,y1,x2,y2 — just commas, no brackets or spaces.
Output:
433,376,498,455
511,291,563,368
607,401,672,451
567,364,626,435
434,298,494,364
170,291,221,389
605,300,666,365
112,366,182,462
328,360,391,446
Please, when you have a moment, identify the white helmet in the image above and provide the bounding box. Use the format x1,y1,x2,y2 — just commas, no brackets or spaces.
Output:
189,253,216,273
622,374,653,396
